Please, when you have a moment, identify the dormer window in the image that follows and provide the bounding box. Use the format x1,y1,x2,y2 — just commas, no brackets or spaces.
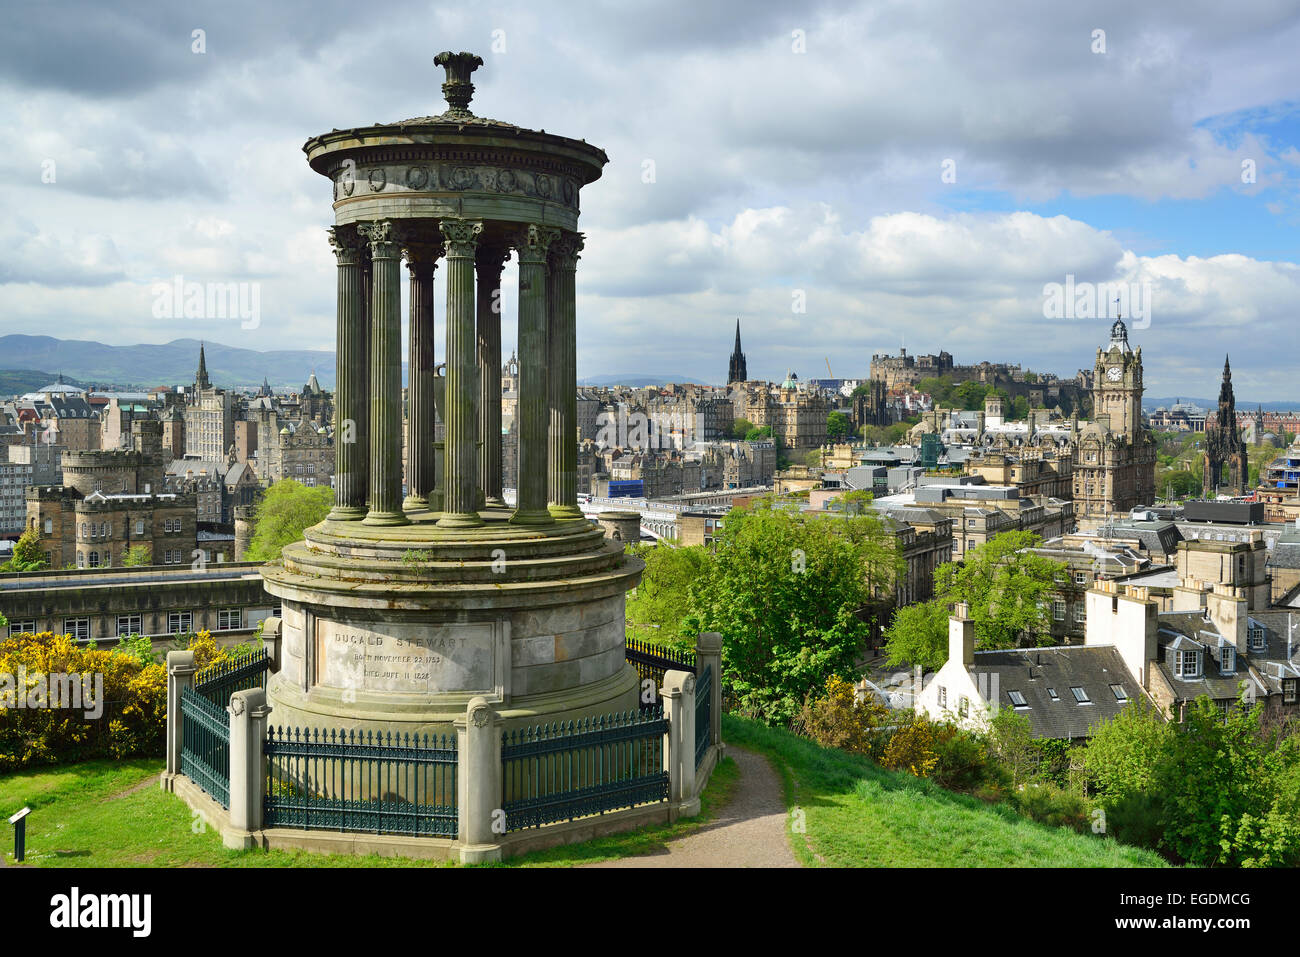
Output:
1248,625,1266,652
1175,649,1202,679
1220,645,1235,675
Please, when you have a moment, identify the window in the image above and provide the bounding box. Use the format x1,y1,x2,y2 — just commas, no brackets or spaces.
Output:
958,696,969,718
1074,571,1087,584
217,609,242,631
1285,680,1297,705
168,612,193,635
88,551,100,568
1007,690,1028,709
1070,686,1091,704
1221,645,1235,675
1047,687,1059,701
937,686,947,709
1075,603,1087,624
64,618,90,642
1248,626,1266,652
271,601,283,619
44,518,52,534
116,615,142,637
76,552,85,568
135,520,145,535
1053,601,1066,621
1110,684,1128,702
1175,650,1201,679
8,620,36,637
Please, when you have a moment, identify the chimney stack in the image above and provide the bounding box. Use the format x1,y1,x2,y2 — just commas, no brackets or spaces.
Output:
949,601,975,666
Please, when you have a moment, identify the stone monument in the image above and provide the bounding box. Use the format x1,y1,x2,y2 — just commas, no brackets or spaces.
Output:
262,52,642,737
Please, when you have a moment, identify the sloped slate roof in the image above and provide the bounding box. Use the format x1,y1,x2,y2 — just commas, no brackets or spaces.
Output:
972,645,1144,739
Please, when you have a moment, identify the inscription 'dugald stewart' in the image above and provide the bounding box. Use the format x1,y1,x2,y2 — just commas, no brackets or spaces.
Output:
315,619,506,697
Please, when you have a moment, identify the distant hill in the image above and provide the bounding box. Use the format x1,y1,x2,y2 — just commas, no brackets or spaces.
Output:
0,369,89,396
0,335,334,392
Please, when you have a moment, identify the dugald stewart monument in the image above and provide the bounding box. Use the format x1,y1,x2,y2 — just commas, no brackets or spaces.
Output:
262,52,642,737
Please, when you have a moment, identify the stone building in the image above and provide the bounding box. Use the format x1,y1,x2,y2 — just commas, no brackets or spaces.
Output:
25,421,197,568
727,319,748,384
1,442,63,538
735,371,829,454
184,344,236,460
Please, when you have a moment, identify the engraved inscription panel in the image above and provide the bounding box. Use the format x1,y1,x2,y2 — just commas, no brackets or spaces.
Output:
315,619,506,697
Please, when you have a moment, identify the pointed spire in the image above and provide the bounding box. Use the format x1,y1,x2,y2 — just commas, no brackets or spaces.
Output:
196,342,211,391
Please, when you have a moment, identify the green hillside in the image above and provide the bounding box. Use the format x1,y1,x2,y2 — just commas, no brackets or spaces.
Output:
725,715,1167,867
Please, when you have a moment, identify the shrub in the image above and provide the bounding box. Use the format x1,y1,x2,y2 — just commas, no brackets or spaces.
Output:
877,711,939,778
1103,790,1166,852
793,675,888,756
0,629,238,771
930,722,1010,795
1013,781,1091,834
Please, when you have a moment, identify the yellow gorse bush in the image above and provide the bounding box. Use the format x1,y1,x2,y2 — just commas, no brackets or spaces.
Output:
0,629,237,771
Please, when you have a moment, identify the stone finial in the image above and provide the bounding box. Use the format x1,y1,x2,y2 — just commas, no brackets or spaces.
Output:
435,51,484,116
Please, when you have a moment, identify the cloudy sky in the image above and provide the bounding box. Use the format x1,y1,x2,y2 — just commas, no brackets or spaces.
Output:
3,0,1299,400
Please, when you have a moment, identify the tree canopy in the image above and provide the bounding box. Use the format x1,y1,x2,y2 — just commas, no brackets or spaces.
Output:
243,480,333,562
2,528,47,573
685,501,902,725
624,543,711,648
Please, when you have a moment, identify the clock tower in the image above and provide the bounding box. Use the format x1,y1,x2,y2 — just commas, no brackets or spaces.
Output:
1092,318,1143,438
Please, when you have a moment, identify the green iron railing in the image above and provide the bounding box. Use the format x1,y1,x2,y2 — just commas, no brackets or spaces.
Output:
180,684,230,808
695,663,712,770
501,707,669,831
194,648,271,706
263,727,458,838
625,638,695,709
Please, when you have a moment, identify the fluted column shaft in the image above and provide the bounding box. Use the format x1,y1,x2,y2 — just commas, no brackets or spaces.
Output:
511,225,559,525
361,220,408,526
476,247,509,507
327,226,368,520
404,241,440,510
548,232,583,519
438,218,484,528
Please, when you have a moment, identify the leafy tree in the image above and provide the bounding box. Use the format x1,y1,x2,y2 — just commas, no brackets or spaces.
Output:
794,675,889,756
744,425,773,442
3,528,47,572
1023,371,1039,383
1083,696,1173,800
934,530,1065,650
624,543,711,647
1160,469,1202,499
987,706,1039,788
686,501,899,726
122,544,152,566
730,418,755,439
884,531,1065,667
883,598,950,670
243,480,333,562
953,381,991,411
1009,396,1030,421
1155,695,1299,867
826,410,851,441
803,448,823,468
835,489,875,515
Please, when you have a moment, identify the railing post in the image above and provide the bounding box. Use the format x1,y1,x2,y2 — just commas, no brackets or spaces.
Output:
161,650,197,790
261,616,282,671
661,670,699,819
455,695,503,863
225,687,271,850
695,631,723,753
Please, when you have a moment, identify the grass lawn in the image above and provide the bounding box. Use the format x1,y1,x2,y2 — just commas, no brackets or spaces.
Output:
0,755,738,868
723,715,1168,868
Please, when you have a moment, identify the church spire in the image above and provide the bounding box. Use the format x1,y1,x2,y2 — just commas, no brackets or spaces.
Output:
727,319,748,384
196,342,211,391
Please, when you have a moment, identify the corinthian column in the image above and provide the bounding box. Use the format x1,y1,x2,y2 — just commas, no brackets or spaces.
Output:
438,218,484,528
360,220,408,526
404,238,441,511
510,224,559,526
548,232,583,520
476,245,510,507
327,225,368,521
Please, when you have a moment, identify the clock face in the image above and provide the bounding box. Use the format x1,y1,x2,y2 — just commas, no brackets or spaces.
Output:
1107,366,1123,381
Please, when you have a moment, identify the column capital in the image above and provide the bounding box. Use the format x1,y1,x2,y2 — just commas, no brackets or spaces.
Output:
359,219,399,258
403,239,443,275
548,231,584,271
475,244,510,276
513,224,561,265
439,218,483,258
327,225,365,265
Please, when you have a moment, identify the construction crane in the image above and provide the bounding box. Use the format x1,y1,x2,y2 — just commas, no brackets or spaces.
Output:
825,357,833,378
